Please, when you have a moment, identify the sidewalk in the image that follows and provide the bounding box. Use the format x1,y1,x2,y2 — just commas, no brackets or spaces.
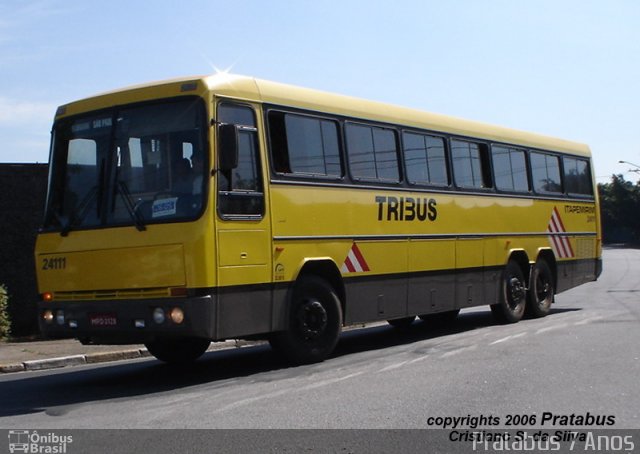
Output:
0,337,242,374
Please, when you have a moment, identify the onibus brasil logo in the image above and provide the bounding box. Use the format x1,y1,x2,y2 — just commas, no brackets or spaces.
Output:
8,430,73,454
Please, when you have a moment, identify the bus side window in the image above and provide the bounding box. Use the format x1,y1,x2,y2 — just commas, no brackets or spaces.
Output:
267,111,291,173
268,111,342,178
531,152,562,194
492,145,529,192
346,123,400,183
451,139,492,189
402,131,448,186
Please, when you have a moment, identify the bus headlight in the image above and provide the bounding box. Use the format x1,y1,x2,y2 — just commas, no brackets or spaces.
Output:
55,310,65,325
153,307,166,324
169,307,184,324
43,310,54,324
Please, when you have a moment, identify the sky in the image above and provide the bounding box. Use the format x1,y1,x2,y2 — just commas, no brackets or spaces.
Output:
1,0,639,183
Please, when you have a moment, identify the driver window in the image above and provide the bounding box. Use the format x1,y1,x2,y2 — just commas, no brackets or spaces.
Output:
217,103,264,217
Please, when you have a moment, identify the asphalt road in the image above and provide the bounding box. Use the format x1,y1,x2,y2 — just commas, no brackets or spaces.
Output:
1,249,638,439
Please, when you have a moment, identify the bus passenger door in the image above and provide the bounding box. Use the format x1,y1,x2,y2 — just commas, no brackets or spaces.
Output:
214,102,272,338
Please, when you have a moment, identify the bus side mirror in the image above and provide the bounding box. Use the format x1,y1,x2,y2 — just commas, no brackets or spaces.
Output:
218,123,239,170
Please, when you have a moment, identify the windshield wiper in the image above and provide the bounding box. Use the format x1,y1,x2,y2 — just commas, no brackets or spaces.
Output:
52,211,71,237
61,186,98,236
58,158,106,236
115,181,147,231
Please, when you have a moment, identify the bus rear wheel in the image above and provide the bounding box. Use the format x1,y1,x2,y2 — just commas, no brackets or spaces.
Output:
490,260,526,324
269,276,342,365
145,338,210,364
526,259,555,318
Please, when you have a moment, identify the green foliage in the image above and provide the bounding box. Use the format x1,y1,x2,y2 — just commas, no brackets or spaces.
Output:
0,284,10,340
598,175,640,244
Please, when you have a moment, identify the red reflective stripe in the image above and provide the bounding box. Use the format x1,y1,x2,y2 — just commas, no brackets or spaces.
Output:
553,207,567,232
343,256,357,273
562,236,574,257
351,243,370,272
549,232,568,258
547,207,575,258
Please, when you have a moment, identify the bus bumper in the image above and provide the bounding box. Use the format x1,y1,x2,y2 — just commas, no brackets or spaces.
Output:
37,295,216,344
596,257,603,279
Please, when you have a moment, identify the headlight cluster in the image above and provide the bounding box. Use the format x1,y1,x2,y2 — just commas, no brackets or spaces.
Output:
42,306,186,327
152,307,185,325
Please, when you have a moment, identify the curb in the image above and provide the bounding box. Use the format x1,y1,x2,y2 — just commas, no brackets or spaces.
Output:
0,348,151,374
0,339,254,375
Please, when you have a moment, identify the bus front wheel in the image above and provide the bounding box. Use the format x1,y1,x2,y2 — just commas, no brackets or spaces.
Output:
490,260,526,324
269,276,342,365
145,338,210,364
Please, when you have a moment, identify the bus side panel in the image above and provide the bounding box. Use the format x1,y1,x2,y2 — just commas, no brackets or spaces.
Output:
556,258,598,294
407,239,455,316
342,240,408,324
575,237,598,283
554,219,600,293
482,238,503,308
215,285,273,339
455,238,485,308
342,275,405,324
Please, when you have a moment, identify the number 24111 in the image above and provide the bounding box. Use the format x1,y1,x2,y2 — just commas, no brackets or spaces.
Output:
42,257,66,270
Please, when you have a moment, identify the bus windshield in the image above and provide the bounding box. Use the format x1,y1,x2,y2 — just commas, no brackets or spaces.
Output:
44,98,208,232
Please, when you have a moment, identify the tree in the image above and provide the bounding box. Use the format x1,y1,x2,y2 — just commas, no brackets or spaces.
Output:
0,284,10,340
598,175,640,244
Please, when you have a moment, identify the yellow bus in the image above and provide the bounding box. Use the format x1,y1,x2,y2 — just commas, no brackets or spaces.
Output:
36,74,602,364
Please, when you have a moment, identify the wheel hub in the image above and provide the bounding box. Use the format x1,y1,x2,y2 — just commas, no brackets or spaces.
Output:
537,279,550,298
297,299,328,339
508,277,525,308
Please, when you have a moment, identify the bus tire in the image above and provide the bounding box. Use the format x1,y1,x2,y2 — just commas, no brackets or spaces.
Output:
526,259,554,318
419,309,460,325
269,276,342,365
490,260,527,324
145,338,210,364
387,316,416,329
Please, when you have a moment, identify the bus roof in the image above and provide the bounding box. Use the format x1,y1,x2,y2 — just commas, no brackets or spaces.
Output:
57,73,591,157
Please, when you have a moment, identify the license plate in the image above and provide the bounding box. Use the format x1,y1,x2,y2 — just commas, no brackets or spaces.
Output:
89,313,118,327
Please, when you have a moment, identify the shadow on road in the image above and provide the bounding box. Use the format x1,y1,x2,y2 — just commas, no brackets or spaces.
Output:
0,307,580,418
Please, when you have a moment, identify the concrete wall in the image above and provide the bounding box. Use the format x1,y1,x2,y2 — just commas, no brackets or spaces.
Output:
0,163,48,337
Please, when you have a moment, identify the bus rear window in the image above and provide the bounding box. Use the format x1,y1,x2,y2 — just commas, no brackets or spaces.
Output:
563,157,593,196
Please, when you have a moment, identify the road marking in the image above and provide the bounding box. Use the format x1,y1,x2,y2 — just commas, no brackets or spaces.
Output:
407,354,430,365
535,323,568,334
212,388,291,414
574,315,604,325
439,345,477,358
212,371,365,414
377,354,432,372
489,332,527,345
379,361,409,372
302,371,364,390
